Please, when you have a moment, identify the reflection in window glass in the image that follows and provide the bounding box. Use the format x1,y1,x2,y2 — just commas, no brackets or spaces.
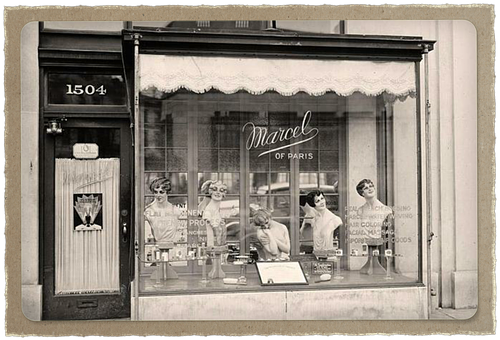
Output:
144,149,165,171
250,173,268,194
269,196,290,217
319,173,339,193
166,149,188,172
270,173,290,194
250,196,269,210
299,173,318,193
167,124,188,148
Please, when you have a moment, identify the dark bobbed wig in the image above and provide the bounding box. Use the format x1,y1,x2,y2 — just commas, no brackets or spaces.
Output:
356,179,374,197
305,190,325,207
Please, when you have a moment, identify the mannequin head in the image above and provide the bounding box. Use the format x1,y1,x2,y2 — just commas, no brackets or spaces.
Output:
208,180,227,201
149,177,171,203
356,179,376,199
253,209,272,229
306,190,327,211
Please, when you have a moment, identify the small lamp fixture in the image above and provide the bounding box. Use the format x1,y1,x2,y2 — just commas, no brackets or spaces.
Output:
46,117,67,135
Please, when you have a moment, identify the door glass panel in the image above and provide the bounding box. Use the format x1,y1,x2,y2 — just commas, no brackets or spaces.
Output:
54,127,122,296
54,158,120,294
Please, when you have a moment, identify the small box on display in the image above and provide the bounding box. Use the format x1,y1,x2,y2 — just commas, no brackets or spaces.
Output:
361,243,368,256
385,249,393,256
332,240,339,250
312,261,333,275
161,252,169,261
335,249,343,256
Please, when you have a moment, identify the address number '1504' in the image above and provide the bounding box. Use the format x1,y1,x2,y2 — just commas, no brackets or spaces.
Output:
66,84,107,96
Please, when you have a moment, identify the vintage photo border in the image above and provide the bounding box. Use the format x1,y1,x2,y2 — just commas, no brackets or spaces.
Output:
4,4,495,335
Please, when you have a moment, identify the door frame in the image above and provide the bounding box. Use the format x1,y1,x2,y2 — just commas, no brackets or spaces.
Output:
41,117,133,320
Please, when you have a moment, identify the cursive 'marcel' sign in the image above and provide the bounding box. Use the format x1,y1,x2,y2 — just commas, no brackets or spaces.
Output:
242,111,319,157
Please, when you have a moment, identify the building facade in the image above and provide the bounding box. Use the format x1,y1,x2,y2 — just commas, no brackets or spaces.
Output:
21,20,477,321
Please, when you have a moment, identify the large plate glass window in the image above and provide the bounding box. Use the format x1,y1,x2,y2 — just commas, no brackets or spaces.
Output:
137,55,421,294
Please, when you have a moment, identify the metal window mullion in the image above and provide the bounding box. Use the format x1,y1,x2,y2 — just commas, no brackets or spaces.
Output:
338,97,349,269
132,34,142,319
188,98,199,268
240,112,250,255
290,135,300,257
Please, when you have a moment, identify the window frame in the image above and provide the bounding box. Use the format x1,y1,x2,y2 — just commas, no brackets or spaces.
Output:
128,29,430,294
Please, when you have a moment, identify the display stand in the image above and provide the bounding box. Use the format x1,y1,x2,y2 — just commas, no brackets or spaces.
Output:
384,254,394,280
151,245,178,284
333,256,344,280
200,255,209,284
207,245,227,279
360,245,386,275
234,255,250,285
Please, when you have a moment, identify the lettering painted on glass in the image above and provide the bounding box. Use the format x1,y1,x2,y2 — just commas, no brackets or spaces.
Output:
242,110,319,157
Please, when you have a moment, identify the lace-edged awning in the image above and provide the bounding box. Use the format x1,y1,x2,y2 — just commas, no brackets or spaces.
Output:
140,54,416,98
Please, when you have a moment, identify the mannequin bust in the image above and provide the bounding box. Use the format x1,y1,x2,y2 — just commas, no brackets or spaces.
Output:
301,190,343,253
198,180,229,279
144,177,182,247
144,177,182,280
253,209,290,261
356,179,393,275
198,180,228,247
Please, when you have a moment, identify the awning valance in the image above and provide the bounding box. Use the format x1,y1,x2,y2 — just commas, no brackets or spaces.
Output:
140,54,416,98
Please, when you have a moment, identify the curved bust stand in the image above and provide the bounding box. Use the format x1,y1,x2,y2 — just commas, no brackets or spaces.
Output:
359,239,386,275
207,245,228,279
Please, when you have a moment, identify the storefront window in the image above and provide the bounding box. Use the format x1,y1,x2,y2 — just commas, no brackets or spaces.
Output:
138,56,421,294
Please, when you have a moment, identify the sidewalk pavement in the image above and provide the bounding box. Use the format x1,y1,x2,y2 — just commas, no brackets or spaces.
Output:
430,308,477,320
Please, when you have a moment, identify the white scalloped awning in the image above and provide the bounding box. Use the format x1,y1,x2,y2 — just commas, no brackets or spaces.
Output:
140,54,416,98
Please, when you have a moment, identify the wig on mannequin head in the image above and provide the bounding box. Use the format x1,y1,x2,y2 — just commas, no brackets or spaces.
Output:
252,208,272,227
149,177,171,194
201,180,227,198
356,179,374,197
305,190,325,207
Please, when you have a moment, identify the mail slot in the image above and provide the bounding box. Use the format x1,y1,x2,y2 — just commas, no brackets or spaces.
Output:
77,299,98,309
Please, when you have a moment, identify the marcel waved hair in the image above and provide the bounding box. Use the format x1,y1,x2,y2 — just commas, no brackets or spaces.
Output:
252,209,272,227
200,180,227,197
356,179,374,197
149,177,171,194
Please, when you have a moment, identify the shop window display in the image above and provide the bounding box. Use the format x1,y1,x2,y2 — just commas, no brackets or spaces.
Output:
138,58,421,294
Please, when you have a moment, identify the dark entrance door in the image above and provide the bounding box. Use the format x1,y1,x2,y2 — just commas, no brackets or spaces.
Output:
42,118,132,320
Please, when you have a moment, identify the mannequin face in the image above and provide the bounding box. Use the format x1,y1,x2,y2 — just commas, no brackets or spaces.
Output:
257,218,271,229
153,186,168,203
314,194,326,211
361,182,376,199
210,184,227,201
